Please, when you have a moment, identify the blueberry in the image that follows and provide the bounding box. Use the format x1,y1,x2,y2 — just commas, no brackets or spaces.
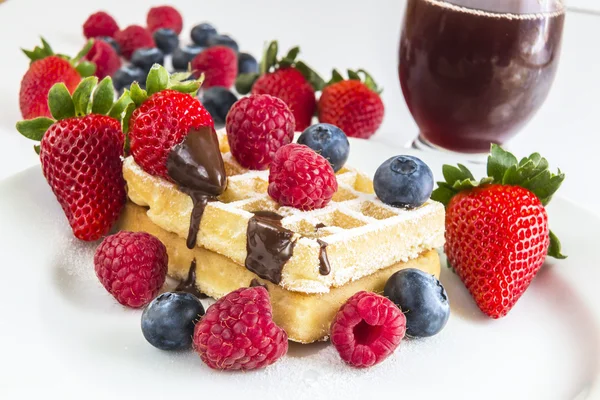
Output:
297,123,349,172
131,47,165,72
172,45,204,71
191,22,218,46
98,36,120,55
113,65,147,91
237,52,258,75
201,87,238,124
206,34,238,52
384,268,450,338
153,28,179,54
373,155,433,209
141,292,205,351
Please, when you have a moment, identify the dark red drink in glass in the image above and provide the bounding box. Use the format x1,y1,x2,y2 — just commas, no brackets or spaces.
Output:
399,0,565,153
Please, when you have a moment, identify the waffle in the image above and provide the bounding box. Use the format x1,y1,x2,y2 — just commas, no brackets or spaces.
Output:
123,129,445,294
117,202,441,343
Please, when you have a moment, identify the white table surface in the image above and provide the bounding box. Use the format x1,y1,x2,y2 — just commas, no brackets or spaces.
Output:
0,0,598,216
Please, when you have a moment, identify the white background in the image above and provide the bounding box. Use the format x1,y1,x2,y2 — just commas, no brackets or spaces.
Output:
0,0,598,216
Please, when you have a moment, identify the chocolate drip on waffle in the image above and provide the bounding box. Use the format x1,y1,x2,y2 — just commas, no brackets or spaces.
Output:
166,127,227,249
317,239,331,275
245,211,295,284
249,278,268,290
175,260,208,299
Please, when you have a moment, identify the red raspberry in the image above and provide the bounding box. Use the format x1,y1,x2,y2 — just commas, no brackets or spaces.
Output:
191,46,238,89
147,5,183,35
193,287,288,370
225,94,295,170
114,25,154,60
83,11,119,39
268,144,337,210
85,39,121,79
330,291,406,368
94,231,168,308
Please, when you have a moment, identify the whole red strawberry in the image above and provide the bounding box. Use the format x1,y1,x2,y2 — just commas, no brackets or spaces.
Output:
236,41,323,131
268,144,338,210
193,286,288,370
147,5,183,34
19,39,96,119
84,39,121,79
83,11,119,39
432,145,566,318
318,70,385,139
127,66,214,180
16,77,128,241
115,25,154,60
94,231,168,308
226,94,295,170
191,46,237,89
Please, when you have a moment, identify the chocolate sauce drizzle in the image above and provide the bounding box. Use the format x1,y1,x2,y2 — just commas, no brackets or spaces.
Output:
249,278,268,290
245,211,295,284
175,260,208,299
317,239,331,275
315,222,327,231
166,127,227,249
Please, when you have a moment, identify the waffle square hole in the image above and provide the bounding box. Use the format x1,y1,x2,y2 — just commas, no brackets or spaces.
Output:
332,187,358,202
319,210,367,229
360,201,399,220
219,177,268,203
238,198,280,213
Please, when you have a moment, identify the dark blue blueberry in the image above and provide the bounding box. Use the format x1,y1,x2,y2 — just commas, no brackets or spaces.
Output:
131,47,165,72
141,292,205,351
237,52,258,75
98,36,120,55
201,87,238,124
190,22,218,46
113,65,147,91
297,123,349,172
384,268,450,338
153,28,179,54
373,155,433,209
172,45,204,71
206,34,238,52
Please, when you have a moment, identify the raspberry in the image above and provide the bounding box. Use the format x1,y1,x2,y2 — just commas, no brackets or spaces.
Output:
330,291,406,368
83,11,119,39
193,287,288,370
268,144,337,210
114,25,154,60
147,5,183,35
94,231,168,308
191,46,238,89
225,94,295,170
84,39,121,79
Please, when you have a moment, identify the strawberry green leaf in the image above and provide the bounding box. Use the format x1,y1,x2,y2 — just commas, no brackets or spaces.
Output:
235,72,259,95
34,144,41,155
91,77,115,115
15,117,54,141
122,101,136,137
442,164,474,186
347,69,360,81
146,64,169,96
72,76,98,116
521,169,565,206
357,69,383,94
295,61,325,91
430,184,456,206
260,41,279,75
76,61,96,78
108,90,133,120
22,37,55,63
548,230,566,259
73,39,94,63
130,82,148,107
48,83,75,121
327,69,345,86
284,46,300,63
487,144,518,183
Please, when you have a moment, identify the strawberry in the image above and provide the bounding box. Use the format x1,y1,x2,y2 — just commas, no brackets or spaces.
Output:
235,41,323,131
124,65,214,180
16,77,131,241
19,39,96,119
431,145,566,318
317,69,385,139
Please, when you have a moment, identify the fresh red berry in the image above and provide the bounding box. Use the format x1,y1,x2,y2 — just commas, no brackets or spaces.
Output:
129,89,214,180
318,80,384,139
114,25,154,60
268,144,337,210
94,231,168,308
191,46,237,89
193,287,288,370
330,291,406,368
445,184,550,318
147,5,183,35
252,68,316,131
84,39,121,79
40,114,125,241
225,94,295,170
83,11,119,39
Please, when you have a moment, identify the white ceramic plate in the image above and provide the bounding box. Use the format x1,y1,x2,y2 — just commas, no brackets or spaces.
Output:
1,139,599,400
